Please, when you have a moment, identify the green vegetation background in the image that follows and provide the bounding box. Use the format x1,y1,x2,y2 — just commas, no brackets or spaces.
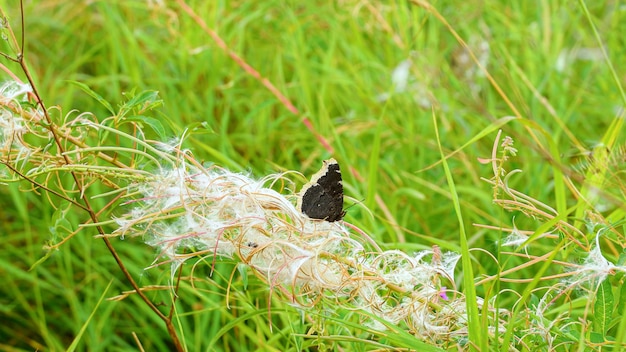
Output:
1,0,625,351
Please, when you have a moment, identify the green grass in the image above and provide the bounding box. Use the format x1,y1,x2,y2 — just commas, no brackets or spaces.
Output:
1,0,626,351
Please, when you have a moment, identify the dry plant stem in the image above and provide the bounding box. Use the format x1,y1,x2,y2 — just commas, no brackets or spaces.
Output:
24,55,188,352
131,332,146,352
364,2,406,49
60,131,134,170
48,191,130,251
487,133,587,247
472,223,559,241
345,222,383,253
476,251,571,285
174,0,334,154
109,286,175,301
0,5,184,350
492,197,586,248
1,160,88,211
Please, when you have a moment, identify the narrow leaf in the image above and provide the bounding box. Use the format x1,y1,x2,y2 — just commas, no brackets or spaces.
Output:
66,80,115,115
593,279,614,335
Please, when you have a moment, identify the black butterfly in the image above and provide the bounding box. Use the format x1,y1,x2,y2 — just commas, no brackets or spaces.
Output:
298,158,345,222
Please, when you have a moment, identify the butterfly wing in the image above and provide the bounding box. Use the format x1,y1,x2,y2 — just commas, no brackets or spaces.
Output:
299,159,344,222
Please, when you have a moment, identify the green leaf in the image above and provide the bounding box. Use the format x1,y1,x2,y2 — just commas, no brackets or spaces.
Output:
617,278,626,315
617,250,626,267
593,279,614,334
66,80,115,115
237,263,249,289
124,115,167,139
122,90,163,114
589,332,605,344
50,201,75,239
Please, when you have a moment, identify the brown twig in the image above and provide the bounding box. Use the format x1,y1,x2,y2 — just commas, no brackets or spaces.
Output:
0,3,184,351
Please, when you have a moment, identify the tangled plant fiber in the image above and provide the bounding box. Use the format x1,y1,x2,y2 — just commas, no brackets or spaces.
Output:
0,80,494,344
113,157,471,339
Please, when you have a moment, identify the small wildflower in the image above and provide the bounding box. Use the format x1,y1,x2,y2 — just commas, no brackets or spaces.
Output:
438,287,448,300
501,136,517,157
